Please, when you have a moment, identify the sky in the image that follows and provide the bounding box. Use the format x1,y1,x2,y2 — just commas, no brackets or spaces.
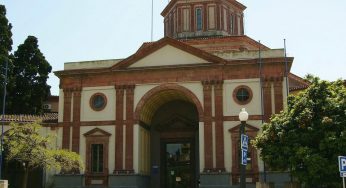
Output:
1,0,346,95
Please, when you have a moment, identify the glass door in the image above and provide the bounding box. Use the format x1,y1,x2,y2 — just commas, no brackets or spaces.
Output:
164,142,194,188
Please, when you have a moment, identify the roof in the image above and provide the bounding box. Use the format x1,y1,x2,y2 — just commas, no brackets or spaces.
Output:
55,35,293,77
181,35,270,53
111,37,227,70
0,113,58,124
288,73,310,92
46,95,59,102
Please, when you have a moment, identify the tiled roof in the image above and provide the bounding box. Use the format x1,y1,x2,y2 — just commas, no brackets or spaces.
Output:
0,113,58,124
288,73,310,92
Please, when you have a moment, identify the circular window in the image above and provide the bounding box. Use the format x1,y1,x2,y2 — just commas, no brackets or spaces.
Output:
90,93,107,111
233,85,253,105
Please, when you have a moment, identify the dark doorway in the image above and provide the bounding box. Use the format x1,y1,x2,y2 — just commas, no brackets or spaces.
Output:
162,140,195,188
150,100,199,188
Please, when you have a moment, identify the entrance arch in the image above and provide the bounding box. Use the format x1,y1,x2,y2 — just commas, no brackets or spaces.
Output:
134,84,203,125
134,84,202,188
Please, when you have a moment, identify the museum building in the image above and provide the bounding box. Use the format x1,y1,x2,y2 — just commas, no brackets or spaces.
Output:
53,0,305,187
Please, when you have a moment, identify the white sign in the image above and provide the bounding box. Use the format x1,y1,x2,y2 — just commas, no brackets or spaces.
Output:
341,172,346,178
241,149,247,165
241,134,249,150
339,156,346,173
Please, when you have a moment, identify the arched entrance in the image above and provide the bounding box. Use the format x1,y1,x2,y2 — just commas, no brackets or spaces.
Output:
135,84,202,188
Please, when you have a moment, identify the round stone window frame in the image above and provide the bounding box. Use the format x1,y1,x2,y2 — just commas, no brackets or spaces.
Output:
232,85,253,105
89,93,107,111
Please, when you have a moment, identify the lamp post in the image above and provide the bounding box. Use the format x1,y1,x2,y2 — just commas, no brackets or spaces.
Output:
239,108,248,188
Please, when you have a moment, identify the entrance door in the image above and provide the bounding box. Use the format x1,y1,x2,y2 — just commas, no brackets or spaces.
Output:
162,140,195,188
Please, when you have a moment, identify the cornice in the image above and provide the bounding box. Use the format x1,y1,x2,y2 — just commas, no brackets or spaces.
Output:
55,57,293,78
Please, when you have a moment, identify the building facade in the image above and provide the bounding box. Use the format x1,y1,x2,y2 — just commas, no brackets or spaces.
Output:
53,0,301,187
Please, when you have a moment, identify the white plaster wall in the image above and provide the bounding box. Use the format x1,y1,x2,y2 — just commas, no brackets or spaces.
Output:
212,122,216,168
211,86,215,117
58,89,64,122
223,120,262,173
80,86,115,121
70,95,74,122
129,45,209,68
282,78,289,108
271,83,275,114
199,122,205,172
178,82,204,108
137,126,150,175
56,127,63,149
122,125,126,169
69,127,73,151
134,84,158,109
80,126,115,174
223,79,261,116
133,124,139,173
41,127,63,185
208,6,216,29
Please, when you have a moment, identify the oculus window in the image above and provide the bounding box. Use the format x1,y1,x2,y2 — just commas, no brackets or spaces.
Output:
90,93,107,111
233,85,253,105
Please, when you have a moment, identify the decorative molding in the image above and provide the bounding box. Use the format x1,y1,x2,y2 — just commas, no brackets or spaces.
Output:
84,128,110,187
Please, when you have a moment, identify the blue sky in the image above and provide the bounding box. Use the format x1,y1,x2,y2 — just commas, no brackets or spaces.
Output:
1,0,346,95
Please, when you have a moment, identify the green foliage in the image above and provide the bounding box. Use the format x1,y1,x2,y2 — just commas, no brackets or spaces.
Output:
252,77,346,188
0,5,51,115
4,122,84,176
8,36,52,114
0,4,13,111
0,5,12,55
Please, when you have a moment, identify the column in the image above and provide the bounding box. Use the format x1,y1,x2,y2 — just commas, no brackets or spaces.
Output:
114,85,124,172
125,85,135,172
274,78,284,113
72,88,81,153
202,81,213,170
214,80,225,170
263,79,272,122
62,89,72,150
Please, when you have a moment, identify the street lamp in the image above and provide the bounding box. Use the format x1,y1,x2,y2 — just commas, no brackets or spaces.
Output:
239,108,248,188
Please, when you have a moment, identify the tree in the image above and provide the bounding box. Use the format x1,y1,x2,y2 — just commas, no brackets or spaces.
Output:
9,36,52,114
252,77,346,188
4,122,84,188
0,4,13,112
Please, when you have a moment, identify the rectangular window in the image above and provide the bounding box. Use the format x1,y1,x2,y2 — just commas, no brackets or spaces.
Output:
196,8,203,31
91,144,104,173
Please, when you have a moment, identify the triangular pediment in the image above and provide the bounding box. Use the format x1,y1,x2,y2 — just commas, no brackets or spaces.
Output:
111,37,226,70
129,44,210,68
83,128,111,137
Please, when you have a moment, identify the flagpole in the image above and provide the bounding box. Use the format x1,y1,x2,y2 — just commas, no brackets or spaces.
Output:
151,0,154,41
